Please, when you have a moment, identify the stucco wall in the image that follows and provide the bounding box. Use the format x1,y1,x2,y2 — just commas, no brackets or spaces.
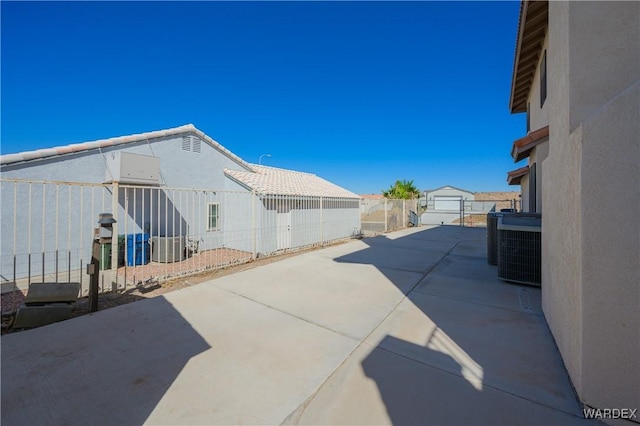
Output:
543,0,584,396
543,0,640,413
580,81,640,411
0,180,113,282
2,131,362,285
1,133,251,186
257,197,359,255
527,34,550,132
2,148,113,183
527,142,549,213
0,133,252,279
522,34,550,215
568,1,640,132
519,174,531,212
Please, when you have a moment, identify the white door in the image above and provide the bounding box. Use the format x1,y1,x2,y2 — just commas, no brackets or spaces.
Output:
277,212,291,250
434,196,462,211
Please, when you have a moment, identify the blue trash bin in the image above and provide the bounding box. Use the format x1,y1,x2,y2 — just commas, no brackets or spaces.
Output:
126,233,150,266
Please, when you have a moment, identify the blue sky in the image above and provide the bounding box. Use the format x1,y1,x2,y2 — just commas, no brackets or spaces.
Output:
1,1,525,194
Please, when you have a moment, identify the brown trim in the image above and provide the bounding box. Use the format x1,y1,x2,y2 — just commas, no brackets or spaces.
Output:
509,0,549,114
507,166,530,185
511,125,549,162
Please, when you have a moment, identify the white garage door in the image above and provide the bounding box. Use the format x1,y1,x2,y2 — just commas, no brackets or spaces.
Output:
434,196,462,211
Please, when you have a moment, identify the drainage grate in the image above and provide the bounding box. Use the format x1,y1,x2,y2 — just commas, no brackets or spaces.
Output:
518,288,534,312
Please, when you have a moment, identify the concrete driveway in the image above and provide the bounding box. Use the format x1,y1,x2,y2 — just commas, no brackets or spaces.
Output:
1,226,596,425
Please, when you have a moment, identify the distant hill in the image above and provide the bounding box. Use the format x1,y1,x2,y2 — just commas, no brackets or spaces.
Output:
475,191,520,201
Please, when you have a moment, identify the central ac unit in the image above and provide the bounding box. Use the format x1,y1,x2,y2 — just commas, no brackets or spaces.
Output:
151,236,185,263
487,212,507,265
497,214,542,286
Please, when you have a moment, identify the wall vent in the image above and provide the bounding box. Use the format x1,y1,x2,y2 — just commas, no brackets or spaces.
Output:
182,136,191,151
192,138,201,153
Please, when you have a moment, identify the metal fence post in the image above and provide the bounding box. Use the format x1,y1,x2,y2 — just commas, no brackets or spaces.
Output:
89,228,100,312
110,182,119,292
384,198,388,232
251,190,257,259
320,196,324,245
403,200,406,228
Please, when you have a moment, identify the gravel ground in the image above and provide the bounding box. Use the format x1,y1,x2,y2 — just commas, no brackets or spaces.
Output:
115,248,253,287
1,290,25,315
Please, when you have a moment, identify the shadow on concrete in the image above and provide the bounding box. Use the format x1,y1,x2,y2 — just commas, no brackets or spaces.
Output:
334,226,585,424
361,335,483,425
1,296,210,425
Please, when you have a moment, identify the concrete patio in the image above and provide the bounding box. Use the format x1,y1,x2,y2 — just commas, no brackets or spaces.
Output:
1,225,598,425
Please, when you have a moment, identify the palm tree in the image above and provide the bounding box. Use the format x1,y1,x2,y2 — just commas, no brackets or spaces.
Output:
382,179,421,199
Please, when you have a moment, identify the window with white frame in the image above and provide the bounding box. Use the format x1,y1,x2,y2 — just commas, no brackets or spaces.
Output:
207,203,220,231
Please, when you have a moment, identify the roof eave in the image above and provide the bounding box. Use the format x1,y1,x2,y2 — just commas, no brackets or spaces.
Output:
511,125,550,162
509,0,549,114
507,166,530,185
423,185,475,195
0,124,255,172
223,170,261,194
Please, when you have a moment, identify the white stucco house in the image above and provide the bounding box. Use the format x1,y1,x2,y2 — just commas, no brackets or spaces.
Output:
506,0,639,418
0,124,360,284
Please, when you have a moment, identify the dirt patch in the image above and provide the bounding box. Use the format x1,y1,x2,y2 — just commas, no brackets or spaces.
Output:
475,191,520,201
474,192,520,212
453,214,489,227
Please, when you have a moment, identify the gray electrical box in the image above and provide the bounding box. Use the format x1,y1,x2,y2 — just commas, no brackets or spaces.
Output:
106,152,160,185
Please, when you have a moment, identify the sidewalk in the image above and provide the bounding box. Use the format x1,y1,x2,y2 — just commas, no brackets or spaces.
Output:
1,226,596,425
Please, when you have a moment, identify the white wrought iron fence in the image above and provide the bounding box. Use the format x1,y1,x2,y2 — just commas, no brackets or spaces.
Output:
360,198,419,233
1,179,361,297
1,179,113,295
420,198,521,227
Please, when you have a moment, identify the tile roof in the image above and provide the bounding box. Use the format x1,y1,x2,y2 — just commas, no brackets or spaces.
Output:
224,165,360,199
511,125,550,162
507,166,530,185
0,124,253,171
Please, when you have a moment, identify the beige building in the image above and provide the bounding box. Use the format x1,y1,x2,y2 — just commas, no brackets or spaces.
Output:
507,0,639,421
